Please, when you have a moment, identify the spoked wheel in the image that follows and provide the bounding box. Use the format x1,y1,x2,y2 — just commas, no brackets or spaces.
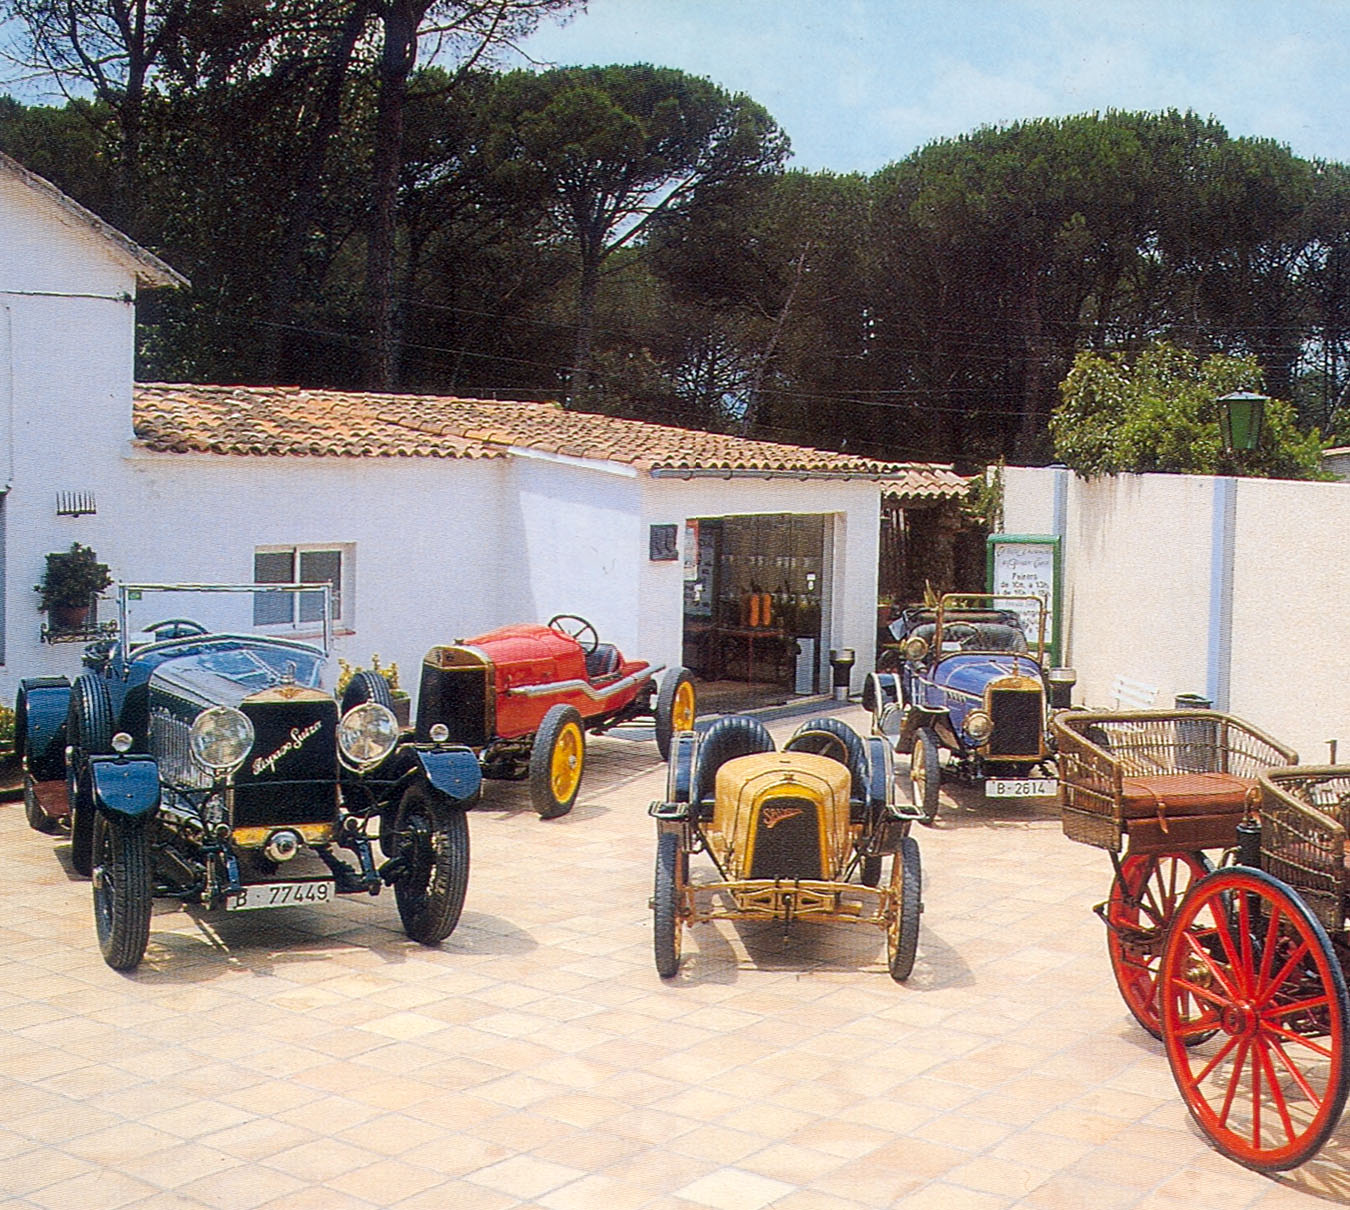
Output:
391,782,470,945
885,836,922,982
92,811,152,971
1107,851,1213,1039
1159,866,1350,1171
530,704,586,818
653,830,688,978
909,728,940,823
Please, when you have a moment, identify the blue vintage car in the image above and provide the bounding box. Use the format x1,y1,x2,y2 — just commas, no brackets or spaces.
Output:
866,593,1075,818
18,583,481,970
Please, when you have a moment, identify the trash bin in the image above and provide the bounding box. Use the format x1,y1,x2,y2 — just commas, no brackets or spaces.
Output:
1046,667,1077,711
829,648,855,702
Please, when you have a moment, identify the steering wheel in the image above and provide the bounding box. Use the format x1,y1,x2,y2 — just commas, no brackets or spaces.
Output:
942,622,978,649
547,613,599,654
145,617,208,641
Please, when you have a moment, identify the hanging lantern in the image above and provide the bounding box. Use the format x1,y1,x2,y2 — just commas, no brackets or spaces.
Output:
1216,391,1267,452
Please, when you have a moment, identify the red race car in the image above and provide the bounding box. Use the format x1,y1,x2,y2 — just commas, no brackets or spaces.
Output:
414,614,696,818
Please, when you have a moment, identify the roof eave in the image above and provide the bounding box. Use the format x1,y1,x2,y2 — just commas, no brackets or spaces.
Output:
1,151,187,289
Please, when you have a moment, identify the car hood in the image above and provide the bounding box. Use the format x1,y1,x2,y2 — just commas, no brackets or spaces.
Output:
148,641,326,711
932,652,1044,697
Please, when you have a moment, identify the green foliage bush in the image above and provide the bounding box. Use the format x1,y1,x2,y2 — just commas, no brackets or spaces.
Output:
1050,342,1329,480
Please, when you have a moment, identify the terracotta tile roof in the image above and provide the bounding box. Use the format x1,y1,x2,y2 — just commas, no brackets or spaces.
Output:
880,466,972,500
133,383,962,487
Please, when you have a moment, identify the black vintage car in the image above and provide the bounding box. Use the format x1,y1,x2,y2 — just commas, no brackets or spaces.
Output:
18,583,480,970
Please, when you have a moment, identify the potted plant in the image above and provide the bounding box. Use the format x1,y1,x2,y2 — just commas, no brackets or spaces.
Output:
36,543,112,632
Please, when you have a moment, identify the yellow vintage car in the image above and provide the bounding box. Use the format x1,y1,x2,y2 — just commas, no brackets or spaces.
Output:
649,714,924,982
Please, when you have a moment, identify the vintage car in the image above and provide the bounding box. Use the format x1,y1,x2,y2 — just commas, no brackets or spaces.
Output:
415,614,695,818
649,714,924,982
865,592,1075,818
18,583,481,971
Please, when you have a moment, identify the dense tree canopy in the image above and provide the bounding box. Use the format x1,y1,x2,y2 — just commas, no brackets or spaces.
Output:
1,14,1348,476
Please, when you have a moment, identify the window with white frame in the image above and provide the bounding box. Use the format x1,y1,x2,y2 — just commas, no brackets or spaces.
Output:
253,545,351,629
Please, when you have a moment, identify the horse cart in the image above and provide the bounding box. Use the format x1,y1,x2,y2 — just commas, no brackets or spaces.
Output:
1055,708,1350,1169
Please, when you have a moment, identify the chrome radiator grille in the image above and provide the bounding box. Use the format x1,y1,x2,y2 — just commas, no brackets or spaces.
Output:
150,709,212,790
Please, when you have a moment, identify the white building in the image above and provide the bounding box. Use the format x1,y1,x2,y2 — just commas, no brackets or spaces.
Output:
3,151,967,707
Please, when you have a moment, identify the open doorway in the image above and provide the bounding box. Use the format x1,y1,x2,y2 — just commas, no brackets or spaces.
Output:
682,513,829,713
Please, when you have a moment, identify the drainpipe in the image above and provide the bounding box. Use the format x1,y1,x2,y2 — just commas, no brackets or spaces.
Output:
1207,476,1237,711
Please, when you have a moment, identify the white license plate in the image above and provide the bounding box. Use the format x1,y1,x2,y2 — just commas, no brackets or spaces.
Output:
986,777,1057,798
226,881,335,911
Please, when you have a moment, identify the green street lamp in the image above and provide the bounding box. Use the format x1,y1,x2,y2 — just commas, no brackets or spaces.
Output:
1217,390,1267,453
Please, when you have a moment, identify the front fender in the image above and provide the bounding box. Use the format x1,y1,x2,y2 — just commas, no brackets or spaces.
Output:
412,746,481,807
17,676,71,781
89,755,161,819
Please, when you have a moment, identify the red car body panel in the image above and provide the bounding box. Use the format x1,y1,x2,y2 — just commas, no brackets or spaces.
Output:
455,623,652,741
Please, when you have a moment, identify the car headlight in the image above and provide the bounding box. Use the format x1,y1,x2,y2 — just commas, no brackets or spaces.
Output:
903,636,929,662
339,702,400,768
190,707,255,773
965,711,994,743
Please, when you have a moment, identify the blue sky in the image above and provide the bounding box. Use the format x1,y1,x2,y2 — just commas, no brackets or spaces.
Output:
510,0,1350,172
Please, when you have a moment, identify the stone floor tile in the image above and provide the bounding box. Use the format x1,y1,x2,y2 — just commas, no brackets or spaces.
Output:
675,1167,796,1210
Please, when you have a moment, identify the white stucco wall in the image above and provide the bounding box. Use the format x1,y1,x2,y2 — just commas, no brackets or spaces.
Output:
1,176,142,691
1003,464,1350,759
1229,476,1350,759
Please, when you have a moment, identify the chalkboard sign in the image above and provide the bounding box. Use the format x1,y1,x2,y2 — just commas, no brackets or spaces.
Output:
986,534,1062,665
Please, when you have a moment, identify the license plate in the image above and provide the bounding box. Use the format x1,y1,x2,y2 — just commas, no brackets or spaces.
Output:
986,777,1057,798
226,881,334,911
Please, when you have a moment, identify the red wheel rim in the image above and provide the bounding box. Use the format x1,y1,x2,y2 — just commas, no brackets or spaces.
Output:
1107,852,1209,1038
1160,867,1350,1170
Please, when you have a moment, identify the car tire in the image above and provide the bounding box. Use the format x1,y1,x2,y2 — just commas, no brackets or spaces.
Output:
786,716,869,804
530,704,585,819
909,727,940,823
67,674,114,878
860,854,883,887
92,811,152,971
341,669,394,712
886,836,922,982
691,716,775,818
392,781,470,945
654,668,696,762
653,830,686,978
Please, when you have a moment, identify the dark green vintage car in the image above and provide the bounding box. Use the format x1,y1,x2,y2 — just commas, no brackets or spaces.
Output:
19,583,480,971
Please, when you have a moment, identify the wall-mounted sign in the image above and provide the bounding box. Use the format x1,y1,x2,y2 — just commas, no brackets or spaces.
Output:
986,534,1062,665
649,523,679,562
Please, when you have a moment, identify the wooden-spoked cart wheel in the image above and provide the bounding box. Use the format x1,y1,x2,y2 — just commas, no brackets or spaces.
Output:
885,835,921,982
1159,866,1350,1171
1106,851,1212,1039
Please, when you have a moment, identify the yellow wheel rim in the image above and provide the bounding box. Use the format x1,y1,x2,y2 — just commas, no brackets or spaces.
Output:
551,722,584,802
672,681,696,732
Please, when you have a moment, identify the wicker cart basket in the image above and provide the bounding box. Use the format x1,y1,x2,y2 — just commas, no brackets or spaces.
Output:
1258,765,1350,936
1052,709,1297,854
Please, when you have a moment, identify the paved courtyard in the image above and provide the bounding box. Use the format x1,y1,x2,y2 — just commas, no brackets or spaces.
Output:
2,704,1347,1210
